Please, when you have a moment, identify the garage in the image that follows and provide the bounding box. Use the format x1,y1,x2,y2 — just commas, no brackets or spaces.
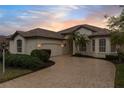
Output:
40,43,63,56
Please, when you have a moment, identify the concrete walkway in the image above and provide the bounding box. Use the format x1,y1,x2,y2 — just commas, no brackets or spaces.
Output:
0,55,115,88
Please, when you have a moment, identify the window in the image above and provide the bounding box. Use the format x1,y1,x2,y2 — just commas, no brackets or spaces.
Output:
92,40,95,52
17,39,22,52
99,39,106,52
79,43,86,51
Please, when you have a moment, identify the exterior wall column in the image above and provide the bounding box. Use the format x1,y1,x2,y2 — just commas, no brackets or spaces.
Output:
95,38,99,54
106,38,111,55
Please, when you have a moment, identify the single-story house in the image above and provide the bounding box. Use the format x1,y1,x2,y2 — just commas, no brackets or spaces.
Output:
9,24,117,58
0,35,9,54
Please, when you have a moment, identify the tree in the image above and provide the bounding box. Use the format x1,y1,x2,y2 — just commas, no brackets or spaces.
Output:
69,32,89,54
69,32,80,53
108,9,124,32
108,9,124,53
111,32,124,52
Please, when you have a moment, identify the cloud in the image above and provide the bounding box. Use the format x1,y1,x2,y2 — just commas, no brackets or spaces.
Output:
37,6,122,31
13,5,81,32
17,5,80,20
0,5,122,35
38,18,107,32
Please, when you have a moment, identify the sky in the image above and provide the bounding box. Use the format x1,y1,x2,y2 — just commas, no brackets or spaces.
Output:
0,5,123,35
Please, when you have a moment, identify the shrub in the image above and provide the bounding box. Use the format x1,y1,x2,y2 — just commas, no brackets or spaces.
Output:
0,53,10,62
73,53,91,57
106,55,118,61
5,54,44,70
105,54,120,64
118,52,124,62
41,49,51,58
74,53,82,57
31,49,51,62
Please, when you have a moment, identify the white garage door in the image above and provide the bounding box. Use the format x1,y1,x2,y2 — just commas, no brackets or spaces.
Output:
41,44,63,56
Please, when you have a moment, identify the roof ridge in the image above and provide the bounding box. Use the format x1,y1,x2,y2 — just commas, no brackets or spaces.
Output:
58,25,81,32
28,28,57,33
58,24,110,34
11,28,64,40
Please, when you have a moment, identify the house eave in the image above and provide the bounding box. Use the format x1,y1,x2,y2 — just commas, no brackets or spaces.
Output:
25,36,65,40
89,34,110,38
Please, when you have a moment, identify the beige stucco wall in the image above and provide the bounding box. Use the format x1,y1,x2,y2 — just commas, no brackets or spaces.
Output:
72,28,115,58
91,37,112,58
9,28,115,58
72,28,93,55
26,38,67,56
77,28,92,35
9,35,26,54
9,34,69,56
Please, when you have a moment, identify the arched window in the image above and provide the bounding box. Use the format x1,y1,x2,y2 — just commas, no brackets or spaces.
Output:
17,39,22,52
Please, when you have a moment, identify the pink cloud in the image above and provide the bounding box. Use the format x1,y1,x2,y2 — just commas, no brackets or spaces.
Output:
0,5,122,35
38,17,108,32
37,6,122,31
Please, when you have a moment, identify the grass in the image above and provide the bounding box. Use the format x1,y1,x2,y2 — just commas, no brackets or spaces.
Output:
0,63,32,83
115,63,124,88
0,60,55,84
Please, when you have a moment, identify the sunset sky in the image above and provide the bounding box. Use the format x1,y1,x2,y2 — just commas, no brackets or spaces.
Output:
0,5,123,35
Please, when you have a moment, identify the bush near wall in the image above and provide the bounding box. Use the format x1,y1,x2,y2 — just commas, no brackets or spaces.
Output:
106,52,124,64
41,49,51,57
31,49,51,62
105,55,119,63
118,52,124,61
5,54,45,70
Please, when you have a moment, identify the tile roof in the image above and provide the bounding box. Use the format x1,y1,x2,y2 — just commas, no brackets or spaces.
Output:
11,28,65,40
58,24,110,36
0,35,8,43
10,24,111,40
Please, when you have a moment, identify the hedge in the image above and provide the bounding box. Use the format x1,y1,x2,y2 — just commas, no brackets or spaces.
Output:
31,49,51,62
106,55,119,61
5,54,45,70
106,53,124,64
41,49,51,57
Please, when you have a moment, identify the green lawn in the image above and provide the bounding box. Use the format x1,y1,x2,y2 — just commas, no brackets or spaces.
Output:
0,63,32,83
115,64,124,88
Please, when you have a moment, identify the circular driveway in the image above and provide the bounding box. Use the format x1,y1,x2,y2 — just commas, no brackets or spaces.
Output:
0,55,115,88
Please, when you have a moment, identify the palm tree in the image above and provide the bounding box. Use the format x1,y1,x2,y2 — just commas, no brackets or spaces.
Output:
69,32,89,54
68,32,80,53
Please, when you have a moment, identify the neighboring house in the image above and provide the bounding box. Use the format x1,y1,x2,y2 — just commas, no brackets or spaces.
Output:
9,24,117,58
0,35,9,54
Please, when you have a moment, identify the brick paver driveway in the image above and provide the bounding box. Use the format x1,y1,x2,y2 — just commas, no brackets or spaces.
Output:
0,55,115,88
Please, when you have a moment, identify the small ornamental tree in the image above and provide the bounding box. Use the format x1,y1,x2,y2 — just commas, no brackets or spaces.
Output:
69,32,89,54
